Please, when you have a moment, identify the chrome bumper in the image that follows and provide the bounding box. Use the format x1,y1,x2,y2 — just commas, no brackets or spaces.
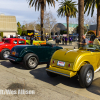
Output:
7,57,15,61
46,69,70,77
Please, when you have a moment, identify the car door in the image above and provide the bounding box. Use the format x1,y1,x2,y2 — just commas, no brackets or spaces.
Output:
12,40,18,47
38,46,55,62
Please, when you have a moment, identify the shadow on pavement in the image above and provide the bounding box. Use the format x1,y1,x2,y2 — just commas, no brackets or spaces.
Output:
87,77,100,95
30,67,80,88
0,60,26,70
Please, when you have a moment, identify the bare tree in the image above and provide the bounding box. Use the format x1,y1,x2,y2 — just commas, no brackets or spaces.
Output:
22,21,36,30
84,15,97,25
38,11,57,37
35,24,41,32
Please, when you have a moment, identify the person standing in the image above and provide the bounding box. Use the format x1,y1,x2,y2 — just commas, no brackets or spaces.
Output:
65,36,67,45
30,35,34,45
16,35,18,38
79,35,89,47
23,35,26,40
55,35,59,46
45,35,48,41
93,36,99,45
62,37,65,45
55,36,57,44
53,36,55,41
69,36,72,45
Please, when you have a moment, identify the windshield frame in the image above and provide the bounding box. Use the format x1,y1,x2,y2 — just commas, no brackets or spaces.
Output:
79,44,100,51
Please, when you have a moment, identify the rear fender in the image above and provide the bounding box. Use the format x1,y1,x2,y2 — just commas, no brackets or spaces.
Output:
74,61,90,72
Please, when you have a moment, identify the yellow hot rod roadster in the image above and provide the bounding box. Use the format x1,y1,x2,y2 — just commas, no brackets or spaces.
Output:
46,45,100,88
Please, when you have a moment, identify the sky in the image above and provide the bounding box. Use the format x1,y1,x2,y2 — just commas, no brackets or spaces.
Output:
0,0,97,25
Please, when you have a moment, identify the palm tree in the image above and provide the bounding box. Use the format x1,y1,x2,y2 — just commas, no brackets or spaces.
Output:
78,0,84,42
28,0,58,40
57,0,78,41
17,22,21,28
84,0,100,36
22,25,26,31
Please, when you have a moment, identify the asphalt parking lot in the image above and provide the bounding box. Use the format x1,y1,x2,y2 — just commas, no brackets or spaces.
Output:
0,41,100,100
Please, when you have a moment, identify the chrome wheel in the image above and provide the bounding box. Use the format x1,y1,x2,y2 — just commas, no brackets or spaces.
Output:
86,69,93,84
28,57,38,68
3,51,10,58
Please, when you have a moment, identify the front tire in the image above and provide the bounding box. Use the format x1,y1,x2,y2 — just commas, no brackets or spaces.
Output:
0,49,10,60
79,64,94,88
23,53,39,69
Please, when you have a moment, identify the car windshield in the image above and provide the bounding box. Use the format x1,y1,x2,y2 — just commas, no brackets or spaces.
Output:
79,44,100,52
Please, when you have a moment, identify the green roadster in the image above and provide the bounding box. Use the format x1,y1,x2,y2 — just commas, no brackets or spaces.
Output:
8,43,63,69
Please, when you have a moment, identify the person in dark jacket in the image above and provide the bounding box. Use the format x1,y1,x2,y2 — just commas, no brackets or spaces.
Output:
65,36,67,45
69,36,72,45
55,35,60,46
30,35,34,45
62,37,65,45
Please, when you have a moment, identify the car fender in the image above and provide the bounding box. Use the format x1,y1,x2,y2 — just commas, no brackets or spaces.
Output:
73,53,95,71
19,49,36,58
74,61,90,72
0,48,10,52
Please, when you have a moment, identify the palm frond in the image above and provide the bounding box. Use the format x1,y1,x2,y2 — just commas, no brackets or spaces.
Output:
57,0,78,18
28,0,57,11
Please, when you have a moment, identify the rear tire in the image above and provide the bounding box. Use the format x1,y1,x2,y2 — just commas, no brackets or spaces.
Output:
23,53,39,69
79,64,94,88
0,49,10,60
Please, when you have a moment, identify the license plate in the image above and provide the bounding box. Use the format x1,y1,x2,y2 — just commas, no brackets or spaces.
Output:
57,61,65,67
12,51,16,55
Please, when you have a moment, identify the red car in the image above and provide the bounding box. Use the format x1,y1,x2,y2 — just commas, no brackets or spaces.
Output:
0,38,26,60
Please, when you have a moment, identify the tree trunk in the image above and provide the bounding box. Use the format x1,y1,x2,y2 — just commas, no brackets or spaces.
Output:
66,16,69,41
96,4,100,36
41,3,44,40
78,0,84,42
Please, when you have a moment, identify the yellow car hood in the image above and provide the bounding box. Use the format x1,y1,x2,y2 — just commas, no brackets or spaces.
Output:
52,49,90,62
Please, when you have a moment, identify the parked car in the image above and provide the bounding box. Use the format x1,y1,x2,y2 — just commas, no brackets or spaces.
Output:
46,44,100,88
26,40,46,45
0,38,6,44
0,38,26,60
19,36,46,45
8,43,63,69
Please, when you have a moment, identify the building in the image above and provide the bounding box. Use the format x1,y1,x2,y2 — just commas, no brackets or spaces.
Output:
62,23,78,34
89,24,97,31
51,23,78,36
0,14,17,38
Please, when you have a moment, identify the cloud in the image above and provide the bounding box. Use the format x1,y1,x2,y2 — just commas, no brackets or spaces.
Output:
0,0,97,26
